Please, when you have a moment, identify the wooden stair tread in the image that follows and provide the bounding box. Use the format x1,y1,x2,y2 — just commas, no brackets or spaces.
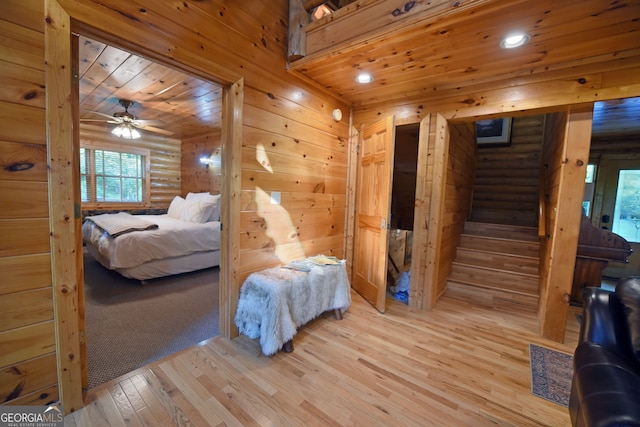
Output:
447,277,538,297
455,246,539,261
463,222,539,241
459,236,540,257
448,220,541,311
445,281,539,313
453,248,539,277
451,261,539,278
460,233,539,244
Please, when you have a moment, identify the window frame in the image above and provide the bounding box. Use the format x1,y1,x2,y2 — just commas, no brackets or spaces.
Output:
80,140,151,209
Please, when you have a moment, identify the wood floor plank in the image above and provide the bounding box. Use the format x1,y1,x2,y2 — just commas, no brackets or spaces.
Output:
68,290,576,426
106,382,144,427
129,372,173,427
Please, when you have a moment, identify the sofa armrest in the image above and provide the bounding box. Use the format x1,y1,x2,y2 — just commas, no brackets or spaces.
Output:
580,287,632,355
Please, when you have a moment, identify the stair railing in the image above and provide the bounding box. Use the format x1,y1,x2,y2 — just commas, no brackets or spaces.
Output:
538,175,546,238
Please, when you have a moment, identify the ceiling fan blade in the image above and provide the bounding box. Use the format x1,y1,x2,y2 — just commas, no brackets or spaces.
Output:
79,119,120,123
135,124,174,136
132,119,166,126
85,110,117,120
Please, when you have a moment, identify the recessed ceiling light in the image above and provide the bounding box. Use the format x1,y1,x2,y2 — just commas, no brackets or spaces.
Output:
355,72,373,84
500,32,530,49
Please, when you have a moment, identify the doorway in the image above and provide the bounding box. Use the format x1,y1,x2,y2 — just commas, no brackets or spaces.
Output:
75,33,225,390
592,157,640,277
45,0,243,410
387,123,419,304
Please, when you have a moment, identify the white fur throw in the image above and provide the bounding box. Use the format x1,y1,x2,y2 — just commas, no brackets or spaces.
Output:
234,262,351,356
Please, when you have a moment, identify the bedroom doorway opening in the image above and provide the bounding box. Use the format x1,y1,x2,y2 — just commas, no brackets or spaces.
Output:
75,32,226,391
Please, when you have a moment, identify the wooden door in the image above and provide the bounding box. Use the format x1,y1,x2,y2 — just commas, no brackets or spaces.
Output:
352,116,396,313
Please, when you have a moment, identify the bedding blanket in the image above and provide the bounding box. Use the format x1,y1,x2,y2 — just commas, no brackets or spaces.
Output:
82,214,220,269
85,212,158,237
234,262,351,356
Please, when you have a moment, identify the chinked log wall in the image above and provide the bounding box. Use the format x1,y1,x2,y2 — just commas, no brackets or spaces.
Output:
182,131,223,196
470,115,545,227
80,125,182,210
1,0,350,411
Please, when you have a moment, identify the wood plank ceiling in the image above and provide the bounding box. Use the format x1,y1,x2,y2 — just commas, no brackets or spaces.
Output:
78,35,223,141
291,0,640,137
76,1,640,141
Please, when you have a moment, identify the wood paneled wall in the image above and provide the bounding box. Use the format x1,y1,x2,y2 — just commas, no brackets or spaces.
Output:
407,116,476,310
181,131,222,196
470,115,545,227
407,115,436,309
435,121,477,297
239,85,349,278
2,0,349,411
0,2,59,407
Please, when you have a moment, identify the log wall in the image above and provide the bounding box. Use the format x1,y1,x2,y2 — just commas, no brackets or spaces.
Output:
470,115,545,227
2,0,349,411
181,131,222,196
80,125,182,209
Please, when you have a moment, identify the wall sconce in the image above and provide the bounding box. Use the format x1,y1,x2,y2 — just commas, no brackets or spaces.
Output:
200,157,213,167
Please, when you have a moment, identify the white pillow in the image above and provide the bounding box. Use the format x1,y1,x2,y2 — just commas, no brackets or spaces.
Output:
186,192,206,199
207,194,221,222
181,198,216,223
167,196,186,219
186,192,221,222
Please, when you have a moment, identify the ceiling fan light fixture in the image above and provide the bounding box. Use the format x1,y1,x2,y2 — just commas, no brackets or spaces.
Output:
112,123,141,140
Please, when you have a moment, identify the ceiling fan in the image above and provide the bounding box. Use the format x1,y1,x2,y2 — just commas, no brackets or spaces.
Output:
80,99,174,139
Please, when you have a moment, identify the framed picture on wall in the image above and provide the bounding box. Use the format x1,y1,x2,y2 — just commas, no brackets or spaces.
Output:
476,118,512,146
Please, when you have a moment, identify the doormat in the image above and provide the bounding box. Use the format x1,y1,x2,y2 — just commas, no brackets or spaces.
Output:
529,343,573,407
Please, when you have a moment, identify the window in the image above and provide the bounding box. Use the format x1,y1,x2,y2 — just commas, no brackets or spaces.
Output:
582,164,597,217
80,143,150,207
612,169,640,243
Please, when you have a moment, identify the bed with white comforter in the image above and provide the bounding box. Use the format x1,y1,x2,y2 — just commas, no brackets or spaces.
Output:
82,192,221,281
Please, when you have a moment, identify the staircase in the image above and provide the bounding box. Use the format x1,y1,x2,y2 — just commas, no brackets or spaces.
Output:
446,221,540,312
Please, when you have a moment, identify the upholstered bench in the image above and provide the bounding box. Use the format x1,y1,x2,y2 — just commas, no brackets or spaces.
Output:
234,261,351,356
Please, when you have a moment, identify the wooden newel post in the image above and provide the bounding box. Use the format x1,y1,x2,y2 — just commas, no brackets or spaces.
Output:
288,0,308,62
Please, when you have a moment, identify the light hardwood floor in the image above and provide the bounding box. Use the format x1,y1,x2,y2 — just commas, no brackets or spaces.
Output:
65,290,580,426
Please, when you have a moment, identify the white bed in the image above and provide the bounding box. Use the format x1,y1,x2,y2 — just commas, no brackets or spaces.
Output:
82,193,221,281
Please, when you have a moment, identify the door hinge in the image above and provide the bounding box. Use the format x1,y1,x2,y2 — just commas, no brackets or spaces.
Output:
79,328,86,345
356,144,360,155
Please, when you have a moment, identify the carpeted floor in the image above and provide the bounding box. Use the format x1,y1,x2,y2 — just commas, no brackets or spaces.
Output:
83,249,219,389
529,343,574,407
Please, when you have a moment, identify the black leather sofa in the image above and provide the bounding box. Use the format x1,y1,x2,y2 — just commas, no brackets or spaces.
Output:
569,277,640,427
